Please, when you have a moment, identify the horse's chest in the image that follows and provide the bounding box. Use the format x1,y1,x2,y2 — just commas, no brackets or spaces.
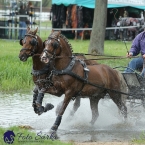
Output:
33,75,50,89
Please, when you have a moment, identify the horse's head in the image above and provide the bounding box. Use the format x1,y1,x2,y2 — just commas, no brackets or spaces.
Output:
19,27,39,61
41,31,62,64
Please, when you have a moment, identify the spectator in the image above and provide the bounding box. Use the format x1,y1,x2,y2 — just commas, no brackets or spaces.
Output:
18,4,27,39
26,1,34,16
124,30,145,77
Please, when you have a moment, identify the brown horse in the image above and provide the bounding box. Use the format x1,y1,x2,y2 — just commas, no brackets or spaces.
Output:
40,31,128,139
19,27,55,115
18,27,97,116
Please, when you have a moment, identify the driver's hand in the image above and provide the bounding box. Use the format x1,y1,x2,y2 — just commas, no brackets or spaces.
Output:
126,52,133,58
143,54,145,59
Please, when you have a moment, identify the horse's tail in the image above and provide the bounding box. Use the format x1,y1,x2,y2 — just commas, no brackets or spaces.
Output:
116,70,128,104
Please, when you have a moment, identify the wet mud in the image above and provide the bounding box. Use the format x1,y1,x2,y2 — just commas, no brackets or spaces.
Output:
0,92,145,142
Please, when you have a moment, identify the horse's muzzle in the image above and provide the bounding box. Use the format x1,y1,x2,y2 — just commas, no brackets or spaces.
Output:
19,53,28,62
41,56,49,64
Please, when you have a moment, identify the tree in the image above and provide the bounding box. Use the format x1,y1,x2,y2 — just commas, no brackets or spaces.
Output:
88,0,107,54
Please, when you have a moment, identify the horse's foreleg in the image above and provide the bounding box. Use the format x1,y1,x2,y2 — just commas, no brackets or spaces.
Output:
49,94,72,140
70,96,81,116
89,97,100,125
55,97,80,117
55,101,63,116
32,87,39,114
34,89,54,115
35,92,44,107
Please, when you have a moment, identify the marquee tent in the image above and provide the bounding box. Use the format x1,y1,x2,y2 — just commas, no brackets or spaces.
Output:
52,0,145,10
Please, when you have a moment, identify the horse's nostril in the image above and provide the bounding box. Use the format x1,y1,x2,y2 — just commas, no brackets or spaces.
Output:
41,56,46,60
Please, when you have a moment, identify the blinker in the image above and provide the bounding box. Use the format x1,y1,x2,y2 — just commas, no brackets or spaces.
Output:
53,41,59,49
20,39,23,46
30,38,37,46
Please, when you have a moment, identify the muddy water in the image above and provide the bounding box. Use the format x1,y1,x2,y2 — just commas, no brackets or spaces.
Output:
0,92,145,142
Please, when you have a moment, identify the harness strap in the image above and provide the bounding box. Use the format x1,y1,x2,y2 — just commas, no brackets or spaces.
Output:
52,57,90,100
52,57,89,81
52,57,75,75
31,64,50,76
25,33,37,39
52,58,137,98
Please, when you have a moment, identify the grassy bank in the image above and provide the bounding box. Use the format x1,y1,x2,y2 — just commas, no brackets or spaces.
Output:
0,126,145,145
0,126,72,145
0,39,131,92
132,132,145,144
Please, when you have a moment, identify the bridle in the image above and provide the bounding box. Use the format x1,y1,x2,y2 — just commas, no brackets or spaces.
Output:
20,33,38,57
42,35,61,60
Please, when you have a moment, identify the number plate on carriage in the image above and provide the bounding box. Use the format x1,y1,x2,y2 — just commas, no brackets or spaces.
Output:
122,73,141,87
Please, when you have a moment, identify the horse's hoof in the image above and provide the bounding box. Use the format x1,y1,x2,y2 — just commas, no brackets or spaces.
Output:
89,120,95,126
49,130,58,140
123,116,128,123
36,106,45,115
44,103,54,112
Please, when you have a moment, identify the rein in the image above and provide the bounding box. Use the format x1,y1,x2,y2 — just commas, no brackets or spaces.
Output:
45,55,139,61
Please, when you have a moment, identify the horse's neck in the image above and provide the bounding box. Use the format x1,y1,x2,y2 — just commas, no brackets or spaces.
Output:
32,55,45,70
55,55,72,70
37,36,43,54
55,44,72,70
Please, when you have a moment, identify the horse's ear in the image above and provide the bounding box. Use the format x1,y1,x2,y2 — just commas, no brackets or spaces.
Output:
51,29,54,32
33,27,38,35
27,26,30,32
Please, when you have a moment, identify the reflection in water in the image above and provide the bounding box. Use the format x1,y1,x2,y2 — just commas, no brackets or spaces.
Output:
0,92,145,142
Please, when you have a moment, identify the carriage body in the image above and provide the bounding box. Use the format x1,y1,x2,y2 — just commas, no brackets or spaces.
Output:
122,72,145,108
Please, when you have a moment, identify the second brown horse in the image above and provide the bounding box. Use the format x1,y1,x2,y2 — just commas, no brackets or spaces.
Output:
40,31,128,139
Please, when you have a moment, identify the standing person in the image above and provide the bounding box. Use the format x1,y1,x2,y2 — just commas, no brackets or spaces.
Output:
26,1,34,26
26,1,33,16
124,30,145,77
18,4,27,39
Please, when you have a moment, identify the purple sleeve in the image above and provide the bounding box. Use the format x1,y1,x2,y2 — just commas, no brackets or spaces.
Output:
129,34,141,56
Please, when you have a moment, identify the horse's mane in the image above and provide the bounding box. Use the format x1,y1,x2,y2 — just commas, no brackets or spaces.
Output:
50,31,73,53
60,34,73,53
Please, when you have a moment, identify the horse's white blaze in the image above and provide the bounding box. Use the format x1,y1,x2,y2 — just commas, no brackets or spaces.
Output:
41,51,49,63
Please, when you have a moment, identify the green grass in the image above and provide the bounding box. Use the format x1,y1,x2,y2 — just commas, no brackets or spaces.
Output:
0,38,132,92
0,20,134,92
0,126,73,145
132,132,145,144
0,40,33,92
